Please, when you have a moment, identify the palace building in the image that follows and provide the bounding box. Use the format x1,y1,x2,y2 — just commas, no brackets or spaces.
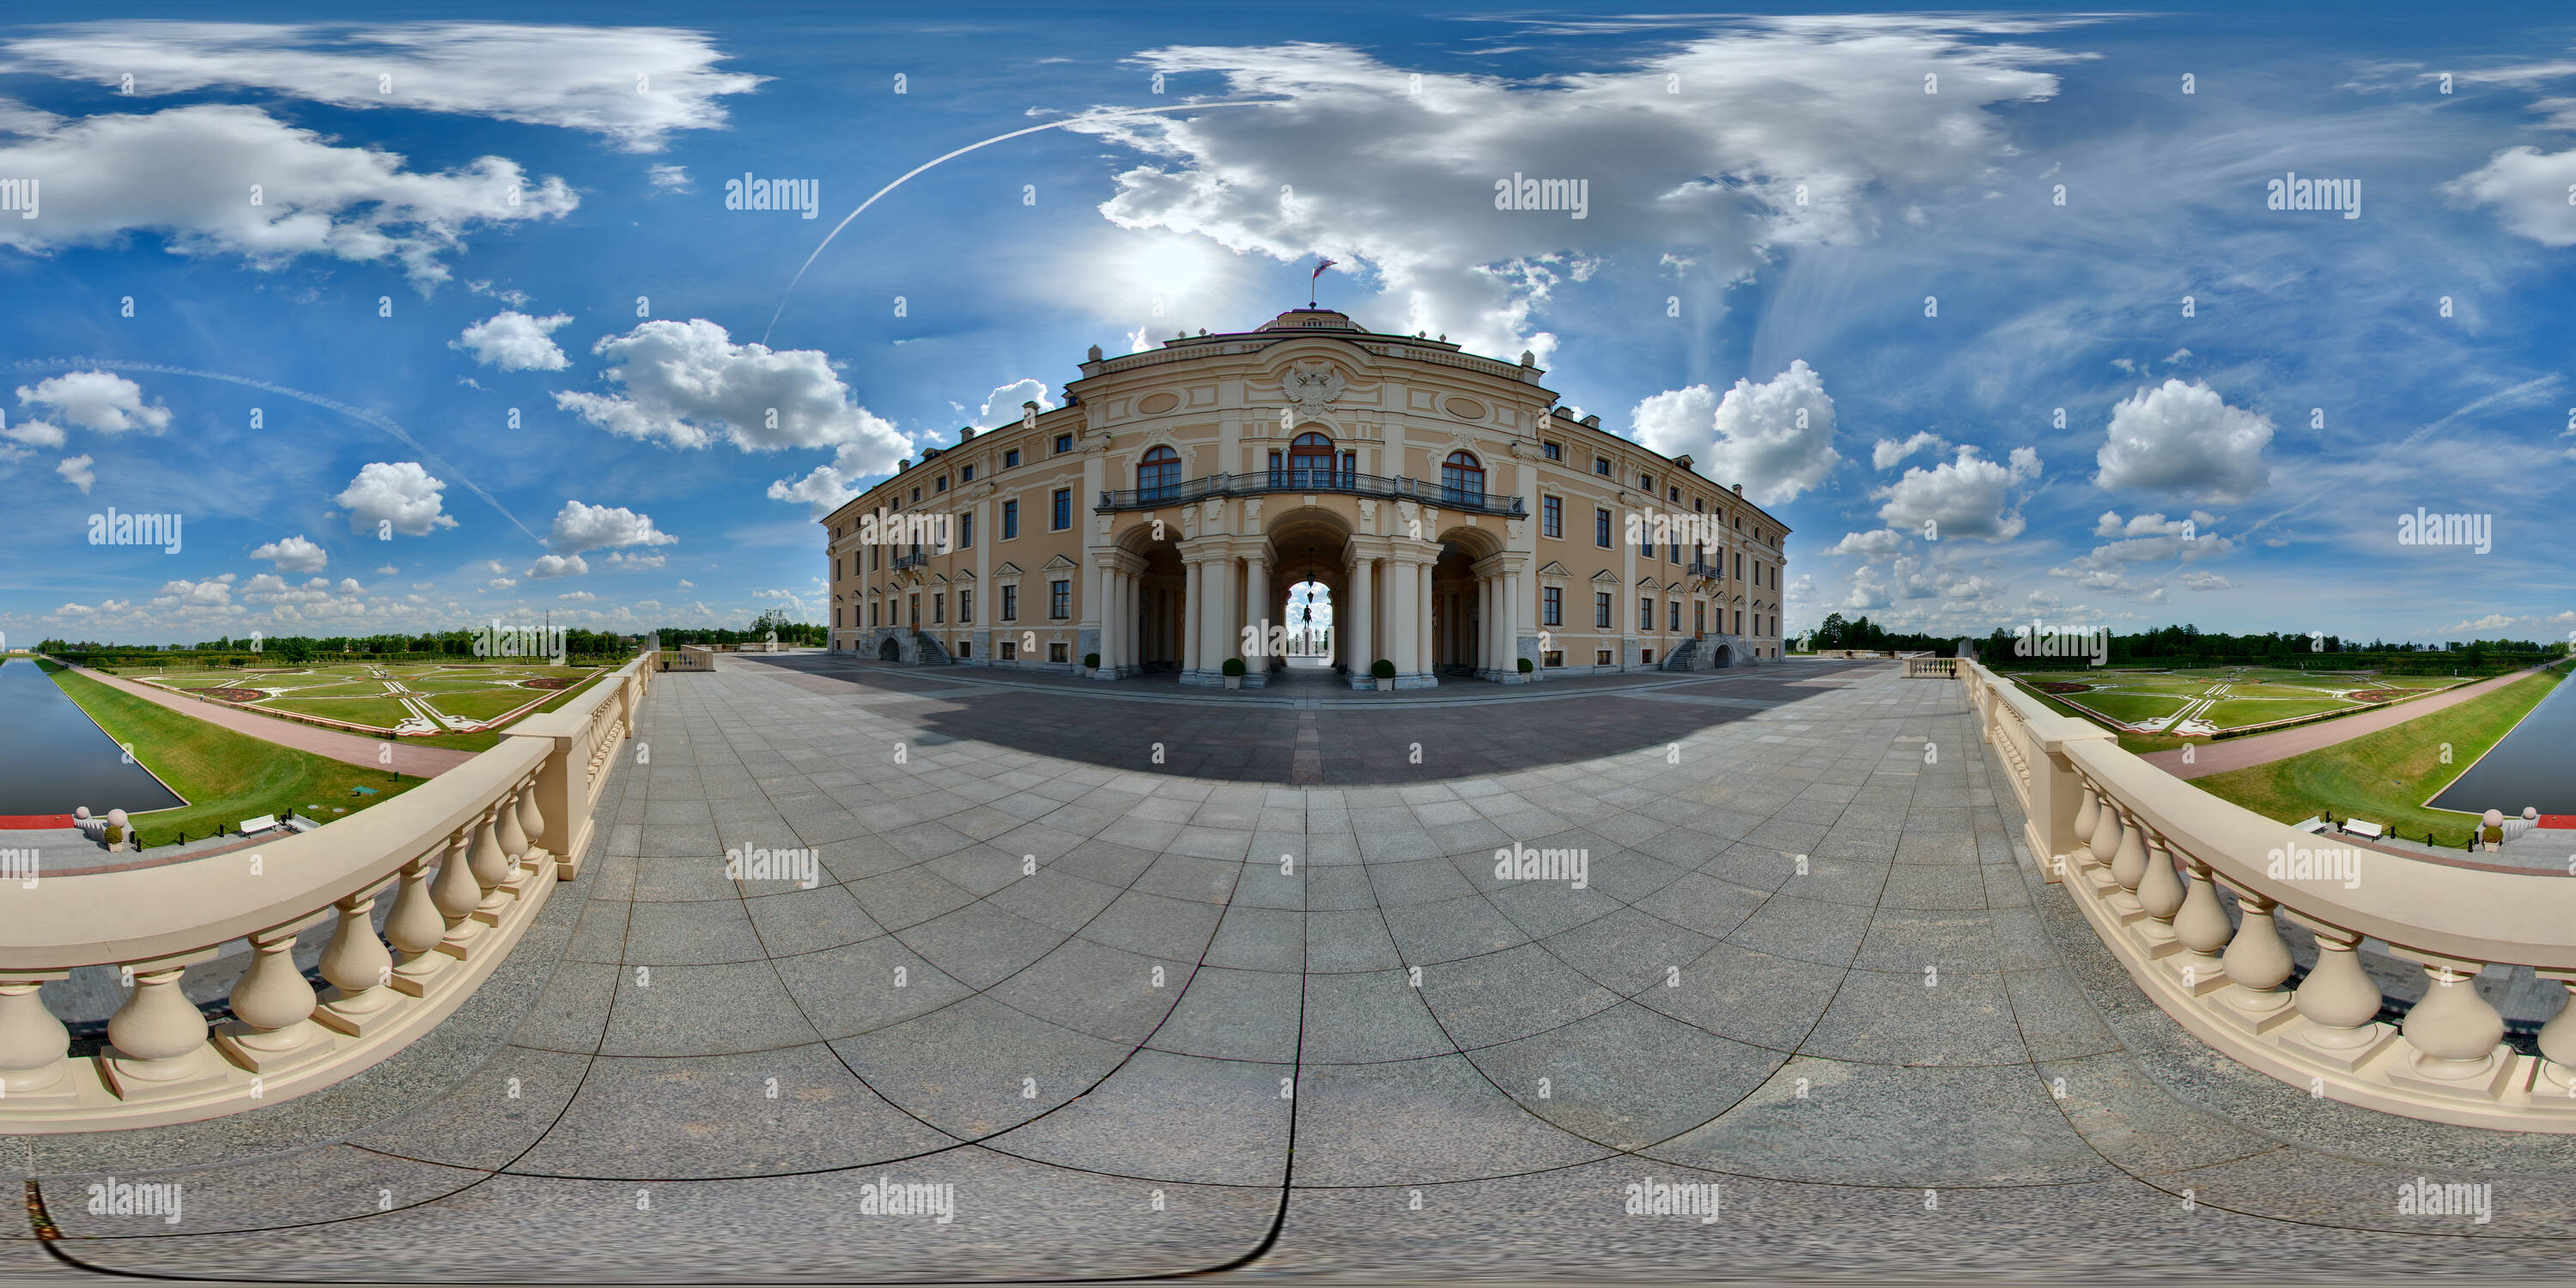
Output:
822,308,1789,687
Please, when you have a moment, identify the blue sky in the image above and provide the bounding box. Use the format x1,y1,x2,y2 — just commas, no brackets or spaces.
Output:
3,2,2571,647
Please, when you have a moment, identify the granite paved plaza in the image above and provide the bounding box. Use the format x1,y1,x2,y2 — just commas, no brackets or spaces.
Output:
15,656,2576,1284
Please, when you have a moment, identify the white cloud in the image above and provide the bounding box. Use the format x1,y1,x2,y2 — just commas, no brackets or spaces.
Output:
1,22,765,152
1632,360,1840,506
548,499,676,554
487,576,518,589
960,379,1056,431
375,564,398,575
1871,432,1946,471
453,311,573,371
2445,144,2576,247
557,319,909,482
334,461,458,536
558,591,597,601
1063,30,2071,357
2095,380,2272,505
4,417,65,448
647,164,691,191
0,103,576,284
16,370,171,434
526,553,588,579
2179,570,2232,590
677,579,694,590
1825,528,1908,562
152,573,236,608
1873,445,2041,541
56,453,94,493
605,550,666,570
766,463,863,517
251,533,329,574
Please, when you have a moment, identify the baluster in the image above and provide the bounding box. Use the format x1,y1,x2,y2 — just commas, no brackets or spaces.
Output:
217,914,332,1070
517,772,548,869
0,972,73,1097
2290,924,2393,1068
315,885,401,1037
2398,958,2507,1089
495,785,532,874
386,852,452,994
2134,828,2184,937
100,951,221,1097
468,804,513,925
2534,973,2576,1098
2087,785,2123,867
428,824,485,957
2167,856,2232,993
2217,890,2295,1030
2072,782,2099,853
2107,804,2150,916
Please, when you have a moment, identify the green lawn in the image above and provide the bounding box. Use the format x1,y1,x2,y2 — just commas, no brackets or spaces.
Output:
2202,697,2359,727
406,668,613,752
2069,692,2191,726
46,665,422,848
422,686,550,722
2193,663,2570,847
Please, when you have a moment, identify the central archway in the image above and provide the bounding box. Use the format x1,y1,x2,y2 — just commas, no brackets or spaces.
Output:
1285,580,1334,660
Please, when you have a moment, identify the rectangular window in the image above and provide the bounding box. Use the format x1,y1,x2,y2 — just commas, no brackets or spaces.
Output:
1541,495,1562,538
959,589,972,624
1735,609,1744,635
1640,597,1654,632
1050,579,1070,619
1543,649,1564,668
1638,521,1653,556
1001,586,1018,621
1542,586,1562,626
1002,499,1019,539
1052,489,1071,531
1642,648,1655,665
1669,540,1680,564
1054,433,1073,454
870,547,880,571
1048,641,1069,664
869,602,878,628
933,592,945,625
1000,639,1018,660
908,594,920,628
957,513,974,549
935,476,948,493
1736,552,1744,580
1595,592,1612,629
957,641,971,659
960,464,975,483
1004,448,1021,469
910,486,920,503
1594,456,1611,477
1640,473,1654,492
1542,440,1561,461
1695,604,1705,635
832,556,840,580
1595,648,1613,666
1595,507,1612,548
1669,601,1681,632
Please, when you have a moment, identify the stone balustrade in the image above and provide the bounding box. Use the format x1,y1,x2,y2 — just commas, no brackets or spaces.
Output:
0,653,653,1131
1903,657,1959,677
1962,659,2576,1130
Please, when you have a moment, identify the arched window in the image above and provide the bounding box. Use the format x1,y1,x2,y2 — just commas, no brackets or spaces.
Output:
1441,450,1485,502
1137,445,1180,501
1287,431,1336,487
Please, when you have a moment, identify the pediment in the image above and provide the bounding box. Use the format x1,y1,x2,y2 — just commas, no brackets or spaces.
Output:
1589,568,1622,583
1041,554,1080,571
993,562,1024,576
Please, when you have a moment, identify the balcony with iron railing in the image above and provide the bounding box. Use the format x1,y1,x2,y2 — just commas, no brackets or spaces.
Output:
1687,561,1722,579
1098,469,1526,518
890,551,930,571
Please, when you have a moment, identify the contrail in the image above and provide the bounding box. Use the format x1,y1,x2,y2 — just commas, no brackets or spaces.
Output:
762,100,1282,346
12,356,546,547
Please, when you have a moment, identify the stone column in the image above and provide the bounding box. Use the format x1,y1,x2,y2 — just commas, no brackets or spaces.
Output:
1211,553,1236,668
1183,558,1203,673
1475,576,1495,677
1503,570,1522,679
1246,550,1270,666
1419,556,1436,677
1352,556,1376,674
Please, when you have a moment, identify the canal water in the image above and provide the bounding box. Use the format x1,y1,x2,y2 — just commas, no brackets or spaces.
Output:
0,658,186,816
2429,669,2576,817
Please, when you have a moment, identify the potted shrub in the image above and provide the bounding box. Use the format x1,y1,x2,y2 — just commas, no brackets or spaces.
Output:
1222,657,1247,690
1084,651,1102,677
1517,657,1534,676
1372,659,1396,692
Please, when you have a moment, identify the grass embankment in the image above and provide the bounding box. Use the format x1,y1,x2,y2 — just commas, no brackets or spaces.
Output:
2192,661,2571,848
45,665,421,847
406,668,614,753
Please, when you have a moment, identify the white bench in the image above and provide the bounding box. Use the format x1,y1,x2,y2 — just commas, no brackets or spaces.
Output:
2292,817,2327,835
237,814,282,835
2342,819,2385,839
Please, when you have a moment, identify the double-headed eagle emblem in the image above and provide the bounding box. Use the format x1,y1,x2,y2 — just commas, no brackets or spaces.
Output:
1281,361,1346,415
